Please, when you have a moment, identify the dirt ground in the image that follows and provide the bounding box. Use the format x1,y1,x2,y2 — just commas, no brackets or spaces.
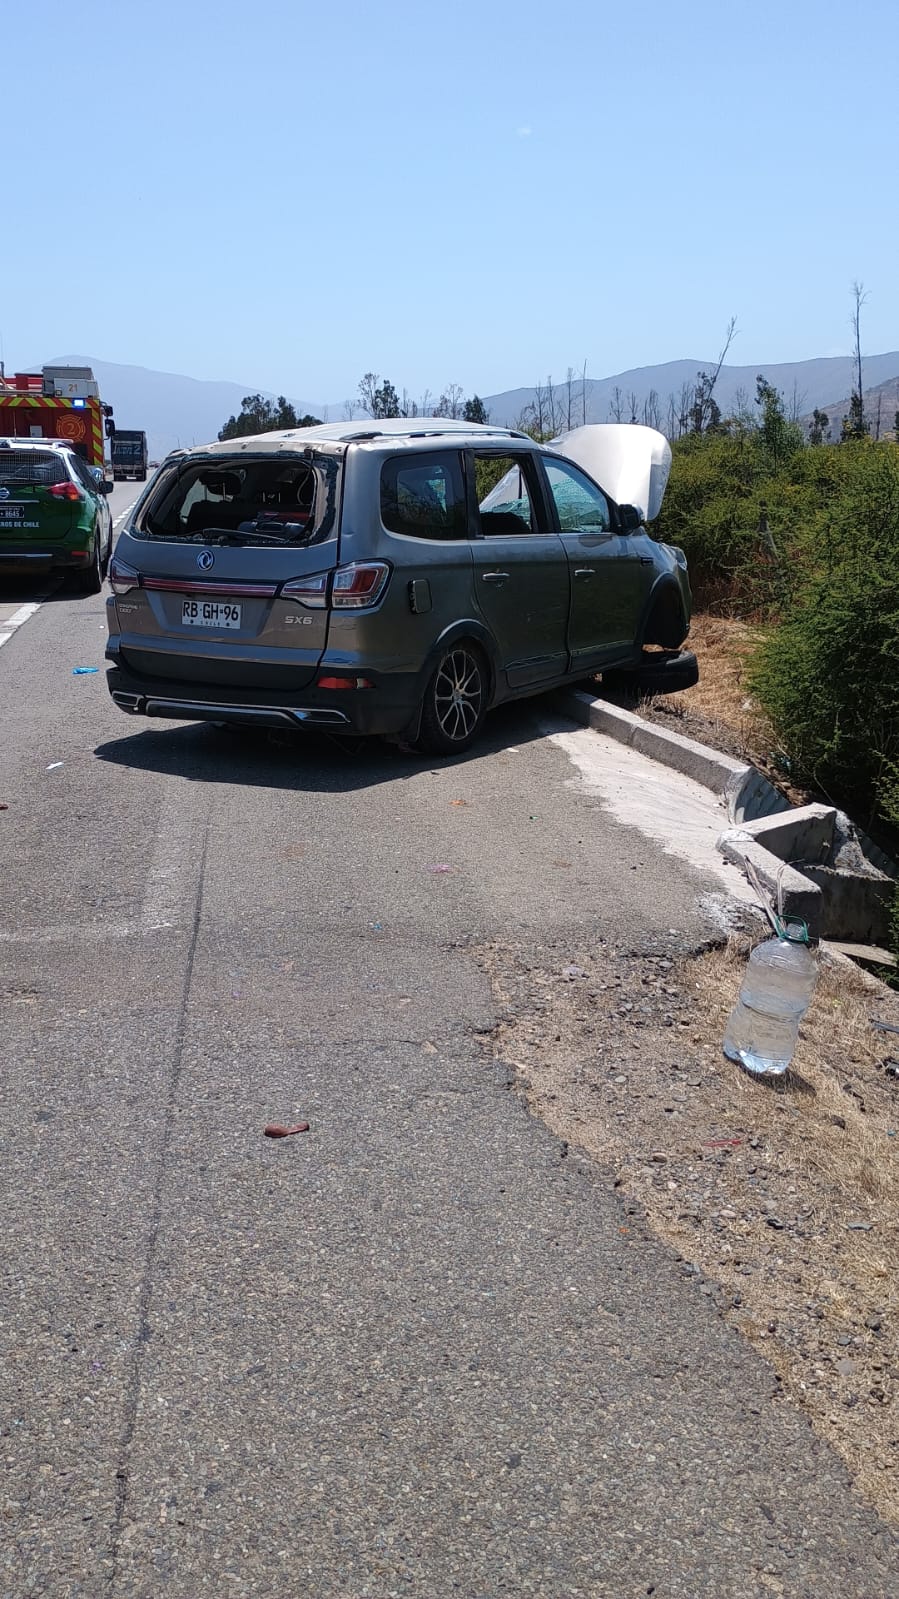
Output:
479,931,899,1524
631,614,816,808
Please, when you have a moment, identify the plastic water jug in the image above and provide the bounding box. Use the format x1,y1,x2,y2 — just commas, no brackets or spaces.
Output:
723,925,817,1076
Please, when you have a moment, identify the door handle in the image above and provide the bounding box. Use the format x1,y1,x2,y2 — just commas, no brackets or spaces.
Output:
481,571,510,582
639,556,655,566
574,567,595,578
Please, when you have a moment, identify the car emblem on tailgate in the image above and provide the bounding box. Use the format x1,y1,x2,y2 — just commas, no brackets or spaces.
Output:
0,488,9,501
197,549,214,570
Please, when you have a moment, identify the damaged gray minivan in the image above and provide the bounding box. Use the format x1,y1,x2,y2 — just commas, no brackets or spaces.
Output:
105,418,695,755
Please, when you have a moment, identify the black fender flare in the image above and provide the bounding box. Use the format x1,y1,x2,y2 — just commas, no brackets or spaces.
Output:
638,576,687,650
417,618,500,703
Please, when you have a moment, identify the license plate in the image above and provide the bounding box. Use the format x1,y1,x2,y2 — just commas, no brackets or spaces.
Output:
0,504,32,527
181,598,242,629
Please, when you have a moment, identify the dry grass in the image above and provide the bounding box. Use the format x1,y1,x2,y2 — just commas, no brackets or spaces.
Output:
645,614,778,766
482,935,899,1523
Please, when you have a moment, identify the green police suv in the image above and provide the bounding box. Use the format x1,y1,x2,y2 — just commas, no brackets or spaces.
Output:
0,438,113,592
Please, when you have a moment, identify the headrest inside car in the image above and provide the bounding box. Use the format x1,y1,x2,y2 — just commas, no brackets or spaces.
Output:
198,470,241,497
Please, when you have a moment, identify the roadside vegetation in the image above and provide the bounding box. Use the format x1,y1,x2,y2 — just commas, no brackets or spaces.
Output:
654,375,899,863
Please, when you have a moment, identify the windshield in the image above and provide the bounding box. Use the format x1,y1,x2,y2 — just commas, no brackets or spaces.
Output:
139,453,336,546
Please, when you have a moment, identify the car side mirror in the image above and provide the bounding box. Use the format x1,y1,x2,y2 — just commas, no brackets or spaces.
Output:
617,503,643,531
102,480,114,495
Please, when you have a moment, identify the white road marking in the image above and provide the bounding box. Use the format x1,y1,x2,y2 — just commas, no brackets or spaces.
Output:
113,499,139,528
0,599,44,643
7,601,42,628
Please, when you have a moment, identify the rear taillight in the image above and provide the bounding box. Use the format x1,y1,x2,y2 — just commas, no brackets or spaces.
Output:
281,573,329,609
281,562,390,611
331,562,390,609
109,557,140,595
48,481,83,502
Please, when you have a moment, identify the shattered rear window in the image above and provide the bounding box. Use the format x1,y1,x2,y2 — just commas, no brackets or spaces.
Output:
140,454,337,546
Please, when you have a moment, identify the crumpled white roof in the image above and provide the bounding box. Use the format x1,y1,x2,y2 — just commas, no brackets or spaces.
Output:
181,417,524,459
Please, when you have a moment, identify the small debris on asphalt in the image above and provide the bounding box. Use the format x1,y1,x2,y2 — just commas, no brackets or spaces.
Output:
426,864,453,874
71,666,99,675
845,1221,873,1231
450,799,468,808
263,1122,310,1139
46,762,63,771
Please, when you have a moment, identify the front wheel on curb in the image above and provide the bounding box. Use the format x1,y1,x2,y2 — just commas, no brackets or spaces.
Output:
414,642,488,756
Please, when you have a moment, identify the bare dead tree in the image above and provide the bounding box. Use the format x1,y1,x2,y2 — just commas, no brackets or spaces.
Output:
358,372,380,417
581,359,588,426
852,280,867,418
731,384,751,426
875,392,883,440
608,385,624,423
435,382,464,420
676,381,693,438
418,388,433,417
787,381,807,423
642,389,661,430
528,375,563,438
564,366,576,430
842,281,870,439
626,390,639,424
691,315,739,432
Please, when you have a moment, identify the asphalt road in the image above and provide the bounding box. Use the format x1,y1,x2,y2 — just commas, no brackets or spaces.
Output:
1,525,896,1597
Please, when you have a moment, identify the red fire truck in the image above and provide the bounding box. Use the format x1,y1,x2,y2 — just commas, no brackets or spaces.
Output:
0,366,113,469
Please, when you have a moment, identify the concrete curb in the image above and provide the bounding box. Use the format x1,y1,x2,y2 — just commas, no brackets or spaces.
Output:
557,689,789,824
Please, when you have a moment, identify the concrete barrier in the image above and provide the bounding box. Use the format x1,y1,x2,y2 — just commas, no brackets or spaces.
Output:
557,689,790,824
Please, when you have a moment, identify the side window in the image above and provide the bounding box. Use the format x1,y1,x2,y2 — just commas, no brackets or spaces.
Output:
544,458,610,533
380,453,466,541
69,455,98,493
476,453,539,536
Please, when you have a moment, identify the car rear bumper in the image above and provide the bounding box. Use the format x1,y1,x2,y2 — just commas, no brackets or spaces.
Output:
0,544,97,574
105,658,421,737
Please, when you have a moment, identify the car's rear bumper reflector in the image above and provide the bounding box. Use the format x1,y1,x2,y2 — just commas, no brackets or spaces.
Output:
139,576,279,597
111,691,350,728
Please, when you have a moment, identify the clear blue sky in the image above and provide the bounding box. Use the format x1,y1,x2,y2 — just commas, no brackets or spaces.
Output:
6,0,898,405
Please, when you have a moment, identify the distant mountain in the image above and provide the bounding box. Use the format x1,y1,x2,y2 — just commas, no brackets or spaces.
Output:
41,356,328,461
483,353,899,430
800,374,899,441
33,350,899,455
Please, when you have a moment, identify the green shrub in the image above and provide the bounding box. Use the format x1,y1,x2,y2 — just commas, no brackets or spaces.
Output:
749,442,899,827
653,429,804,611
